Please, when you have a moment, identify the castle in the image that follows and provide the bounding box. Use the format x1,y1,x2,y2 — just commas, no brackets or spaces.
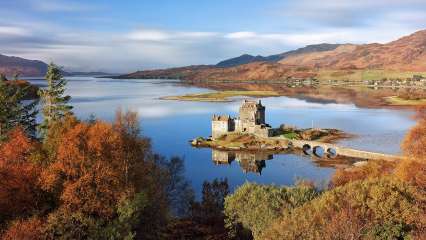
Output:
211,100,273,139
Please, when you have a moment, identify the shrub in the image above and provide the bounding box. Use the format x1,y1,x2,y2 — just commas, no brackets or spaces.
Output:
261,177,425,240
224,182,318,239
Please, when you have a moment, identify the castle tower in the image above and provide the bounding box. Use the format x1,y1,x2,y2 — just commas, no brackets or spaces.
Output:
211,115,235,139
236,100,265,132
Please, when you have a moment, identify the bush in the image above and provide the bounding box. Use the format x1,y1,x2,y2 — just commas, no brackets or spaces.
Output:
261,177,425,240
224,183,318,239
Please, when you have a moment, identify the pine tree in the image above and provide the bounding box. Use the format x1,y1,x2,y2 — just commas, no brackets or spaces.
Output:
0,73,7,82
13,73,20,81
0,79,38,140
38,63,72,137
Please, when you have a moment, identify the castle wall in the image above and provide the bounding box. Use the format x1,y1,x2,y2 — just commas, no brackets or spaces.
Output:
253,126,272,138
212,100,270,138
212,120,230,138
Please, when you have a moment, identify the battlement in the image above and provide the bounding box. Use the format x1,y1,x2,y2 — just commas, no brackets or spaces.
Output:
212,114,233,121
240,100,264,110
211,99,272,139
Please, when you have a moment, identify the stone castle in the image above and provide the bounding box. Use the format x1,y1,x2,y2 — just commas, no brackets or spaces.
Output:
211,100,273,139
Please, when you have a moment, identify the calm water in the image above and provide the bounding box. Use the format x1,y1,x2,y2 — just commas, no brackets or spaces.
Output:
28,77,416,193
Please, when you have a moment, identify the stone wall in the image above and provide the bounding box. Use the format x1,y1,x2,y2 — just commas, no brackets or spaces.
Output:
212,120,230,139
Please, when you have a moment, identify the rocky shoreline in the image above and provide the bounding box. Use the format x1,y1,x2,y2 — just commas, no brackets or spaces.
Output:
191,127,352,152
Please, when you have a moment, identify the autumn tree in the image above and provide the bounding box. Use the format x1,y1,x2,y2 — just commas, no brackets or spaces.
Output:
0,78,38,140
38,111,174,239
38,62,72,138
396,106,426,189
1,217,44,240
0,128,45,228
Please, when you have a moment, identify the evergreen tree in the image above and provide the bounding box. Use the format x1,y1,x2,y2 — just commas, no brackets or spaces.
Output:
0,79,38,140
0,73,7,82
38,63,72,137
13,73,20,81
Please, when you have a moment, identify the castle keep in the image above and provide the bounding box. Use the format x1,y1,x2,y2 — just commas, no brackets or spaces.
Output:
211,100,272,139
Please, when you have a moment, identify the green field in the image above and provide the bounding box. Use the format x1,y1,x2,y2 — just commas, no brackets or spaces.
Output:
161,90,280,102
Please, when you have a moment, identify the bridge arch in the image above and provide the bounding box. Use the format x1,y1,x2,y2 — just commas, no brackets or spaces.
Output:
313,146,325,158
302,144,312,155
326,148,337,158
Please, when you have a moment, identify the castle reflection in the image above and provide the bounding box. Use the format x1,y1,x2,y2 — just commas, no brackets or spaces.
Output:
212,149,272,174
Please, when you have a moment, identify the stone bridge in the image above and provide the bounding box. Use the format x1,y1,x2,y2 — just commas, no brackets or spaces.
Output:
285,139,403,161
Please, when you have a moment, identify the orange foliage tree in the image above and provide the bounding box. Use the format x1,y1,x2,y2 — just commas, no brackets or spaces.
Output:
1,217,44,240
38,111,170,239
0,128,45,228
396,106,426,189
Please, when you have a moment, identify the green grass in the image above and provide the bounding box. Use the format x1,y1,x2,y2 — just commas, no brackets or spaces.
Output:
161,90,280,102
280,132,298,139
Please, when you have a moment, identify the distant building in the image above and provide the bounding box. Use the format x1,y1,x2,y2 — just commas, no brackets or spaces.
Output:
211,100,273,139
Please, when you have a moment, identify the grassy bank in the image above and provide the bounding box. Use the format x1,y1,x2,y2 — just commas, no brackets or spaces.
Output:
161,90,280,102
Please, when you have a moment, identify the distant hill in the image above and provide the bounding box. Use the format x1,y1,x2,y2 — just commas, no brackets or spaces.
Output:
0,54,48,76
65,71,118,77
216,43,342,67
216,54,268,68
0,54,118,77
118,30,426,81
117,65,213,79
279,30,426,71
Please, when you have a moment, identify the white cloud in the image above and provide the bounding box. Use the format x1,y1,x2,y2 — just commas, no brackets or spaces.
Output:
126,29,218,42
0,26,31,37
225,31,257,39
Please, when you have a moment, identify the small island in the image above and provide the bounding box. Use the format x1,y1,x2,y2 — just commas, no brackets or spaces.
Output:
160,90,280,102
191,100,350,152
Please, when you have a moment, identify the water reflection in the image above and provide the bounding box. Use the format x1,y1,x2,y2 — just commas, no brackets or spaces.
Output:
211,149,359,175
212,149,272,174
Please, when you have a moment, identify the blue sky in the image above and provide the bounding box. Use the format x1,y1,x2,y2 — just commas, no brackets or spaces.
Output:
1,0,426,72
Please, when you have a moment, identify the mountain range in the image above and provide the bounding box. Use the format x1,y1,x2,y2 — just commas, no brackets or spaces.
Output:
2,30,426,80
118,29,426,81
216,43,342,67
0,54,115,77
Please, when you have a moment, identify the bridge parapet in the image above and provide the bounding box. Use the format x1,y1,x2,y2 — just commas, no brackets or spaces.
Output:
287,139,403,161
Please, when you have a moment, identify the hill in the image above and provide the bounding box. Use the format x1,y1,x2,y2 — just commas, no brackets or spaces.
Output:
0,54,48,77
279,30,426,71
216,43,342,67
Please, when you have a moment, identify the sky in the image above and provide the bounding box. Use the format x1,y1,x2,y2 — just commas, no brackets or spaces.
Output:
1,0,426,72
